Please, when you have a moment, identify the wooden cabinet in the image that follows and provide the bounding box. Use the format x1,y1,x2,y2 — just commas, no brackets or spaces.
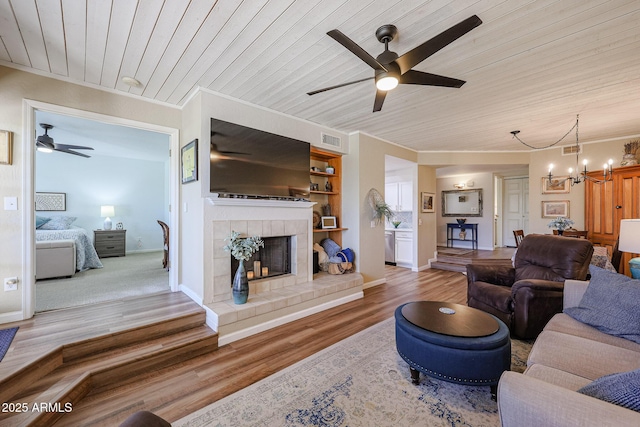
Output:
585,164,640,276
310,147,346,246
94,229,126,258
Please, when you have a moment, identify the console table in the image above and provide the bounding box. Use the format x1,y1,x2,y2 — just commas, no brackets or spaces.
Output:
446,223,478,250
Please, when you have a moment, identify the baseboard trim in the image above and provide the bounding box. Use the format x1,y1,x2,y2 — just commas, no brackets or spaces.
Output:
362,278,385,289
215,292,363,346
179,284,203,306
0,310,24,325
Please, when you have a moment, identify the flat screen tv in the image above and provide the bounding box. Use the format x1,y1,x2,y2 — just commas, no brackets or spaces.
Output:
209,118,310,200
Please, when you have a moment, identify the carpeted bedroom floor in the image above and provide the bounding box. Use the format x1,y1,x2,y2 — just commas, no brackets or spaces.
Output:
35,251,169,312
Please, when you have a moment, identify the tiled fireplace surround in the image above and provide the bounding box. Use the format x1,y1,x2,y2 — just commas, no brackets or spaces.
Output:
203,199,363,345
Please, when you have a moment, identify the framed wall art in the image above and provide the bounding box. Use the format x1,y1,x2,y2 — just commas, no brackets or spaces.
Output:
0,130,12,165
181,139,198,184
35,192,66,211
541,200,570,218
541,176,570,194
421,192,435,213
321,216,337,229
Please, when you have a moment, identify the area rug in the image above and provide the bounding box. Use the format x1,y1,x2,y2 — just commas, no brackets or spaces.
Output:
0,327,18,362
175,318,532,427
438,247,475,256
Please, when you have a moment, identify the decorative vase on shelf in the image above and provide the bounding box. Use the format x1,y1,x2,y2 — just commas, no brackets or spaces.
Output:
232,261,249,304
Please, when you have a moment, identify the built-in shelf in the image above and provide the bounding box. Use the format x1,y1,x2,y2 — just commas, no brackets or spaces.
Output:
313,227,348,233
310,190,338,195
310,171,336,178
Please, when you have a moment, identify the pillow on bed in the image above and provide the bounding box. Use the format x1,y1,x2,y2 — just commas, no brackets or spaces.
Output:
38,216,77,230
36,216,51,229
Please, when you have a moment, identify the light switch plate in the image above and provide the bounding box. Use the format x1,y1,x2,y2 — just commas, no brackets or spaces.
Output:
4,196,18,211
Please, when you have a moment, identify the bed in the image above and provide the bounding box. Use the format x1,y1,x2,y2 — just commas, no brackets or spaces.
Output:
36,226,103,271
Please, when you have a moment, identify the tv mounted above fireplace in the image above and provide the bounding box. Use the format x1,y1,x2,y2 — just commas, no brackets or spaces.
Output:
209,118,310,200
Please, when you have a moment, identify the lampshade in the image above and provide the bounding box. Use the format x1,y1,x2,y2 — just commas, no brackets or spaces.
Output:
100,205,115,218
619,220,640,254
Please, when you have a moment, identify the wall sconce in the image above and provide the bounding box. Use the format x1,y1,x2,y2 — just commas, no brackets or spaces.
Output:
453,183,465,189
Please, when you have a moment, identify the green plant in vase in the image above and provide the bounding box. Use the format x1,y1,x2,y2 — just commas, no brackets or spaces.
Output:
223,231,264,304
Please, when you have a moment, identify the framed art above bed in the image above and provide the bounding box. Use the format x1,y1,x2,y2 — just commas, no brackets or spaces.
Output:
35,192,66,211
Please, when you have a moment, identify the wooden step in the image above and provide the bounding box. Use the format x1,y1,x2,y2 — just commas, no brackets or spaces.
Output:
0,292,218,427
430,261,467,273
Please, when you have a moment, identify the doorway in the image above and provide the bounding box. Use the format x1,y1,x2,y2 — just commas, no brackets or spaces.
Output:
23,100,180,318
502,177,529,247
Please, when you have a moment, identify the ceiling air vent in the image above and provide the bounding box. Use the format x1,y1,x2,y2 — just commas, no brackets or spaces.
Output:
321,133,342,148
562,144,581,156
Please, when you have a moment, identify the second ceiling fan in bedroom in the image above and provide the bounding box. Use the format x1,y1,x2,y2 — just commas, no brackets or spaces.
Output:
36,123,94,158
308,15,482,112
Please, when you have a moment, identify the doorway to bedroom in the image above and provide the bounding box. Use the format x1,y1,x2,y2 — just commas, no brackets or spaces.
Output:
32,109,173,313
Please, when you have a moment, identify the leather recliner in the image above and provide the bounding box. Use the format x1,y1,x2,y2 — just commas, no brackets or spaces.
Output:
466,234,593,339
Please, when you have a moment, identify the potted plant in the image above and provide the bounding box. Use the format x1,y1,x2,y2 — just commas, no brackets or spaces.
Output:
367,188,395,226
547,217,575,235
223,231,264,304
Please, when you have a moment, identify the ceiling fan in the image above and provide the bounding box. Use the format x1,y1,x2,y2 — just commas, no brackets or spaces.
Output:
308,15,482,112
36,123,94,158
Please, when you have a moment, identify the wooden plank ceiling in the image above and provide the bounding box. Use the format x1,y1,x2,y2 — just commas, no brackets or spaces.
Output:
1,0,639,152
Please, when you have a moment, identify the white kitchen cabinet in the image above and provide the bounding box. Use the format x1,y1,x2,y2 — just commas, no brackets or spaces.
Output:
385,181,413,211
395,231,413,267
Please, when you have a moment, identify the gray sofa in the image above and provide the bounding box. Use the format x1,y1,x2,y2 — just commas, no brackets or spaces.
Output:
498,279,640,426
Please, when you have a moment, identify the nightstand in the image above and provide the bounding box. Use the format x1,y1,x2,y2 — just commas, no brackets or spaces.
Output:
94,229,126,258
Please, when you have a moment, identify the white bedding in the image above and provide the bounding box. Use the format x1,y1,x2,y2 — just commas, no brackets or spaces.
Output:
36,226,103,271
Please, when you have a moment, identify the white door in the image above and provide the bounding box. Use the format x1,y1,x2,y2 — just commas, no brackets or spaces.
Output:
395,231,413,266
502,177,529,247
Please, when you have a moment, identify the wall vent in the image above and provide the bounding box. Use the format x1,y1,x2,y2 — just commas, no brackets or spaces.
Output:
321,133,342,148
562,144,581,155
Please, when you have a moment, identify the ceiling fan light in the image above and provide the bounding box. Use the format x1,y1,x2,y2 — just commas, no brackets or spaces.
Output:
37,146,53,153
376,75,398,91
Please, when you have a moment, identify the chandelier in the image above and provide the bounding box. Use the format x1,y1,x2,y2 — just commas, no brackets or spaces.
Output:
511,115,613,185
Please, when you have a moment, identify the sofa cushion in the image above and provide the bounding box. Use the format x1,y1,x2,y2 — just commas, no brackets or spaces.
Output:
524,363,591,391
36,215,51,229
38,216,77,230
564,266,640,344
527,331,640,381
545,314,640,353
578,368,640,412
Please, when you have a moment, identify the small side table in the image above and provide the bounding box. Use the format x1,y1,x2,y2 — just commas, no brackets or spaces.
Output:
446,223,478,250
94,229,126,258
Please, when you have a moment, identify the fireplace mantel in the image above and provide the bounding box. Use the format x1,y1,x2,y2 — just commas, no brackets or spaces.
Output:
206,196,315,209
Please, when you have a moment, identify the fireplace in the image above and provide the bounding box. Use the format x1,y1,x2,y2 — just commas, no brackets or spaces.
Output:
231,236,292,280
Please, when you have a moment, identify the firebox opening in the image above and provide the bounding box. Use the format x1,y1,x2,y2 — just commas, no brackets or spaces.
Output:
230,235,292,281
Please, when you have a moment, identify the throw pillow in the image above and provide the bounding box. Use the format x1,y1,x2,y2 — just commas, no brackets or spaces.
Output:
578,368,640,412
38,216,77,230
565,265,640,344
35,216,51,229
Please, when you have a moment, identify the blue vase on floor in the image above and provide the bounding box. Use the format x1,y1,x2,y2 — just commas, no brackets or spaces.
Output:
232,261,249,304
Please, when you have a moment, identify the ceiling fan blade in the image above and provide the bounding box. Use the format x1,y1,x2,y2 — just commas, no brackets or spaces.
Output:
55,148,92,158
399,70,465,88
55,143,95,151
395,15,482,74
373,90,387,112
307,77,373,95
327,30,388,71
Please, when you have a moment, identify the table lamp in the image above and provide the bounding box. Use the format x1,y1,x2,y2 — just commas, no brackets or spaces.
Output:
101,205,115,230
618,219,640,279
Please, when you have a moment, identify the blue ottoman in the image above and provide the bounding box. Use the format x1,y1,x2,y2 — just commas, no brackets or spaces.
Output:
395,302,511,398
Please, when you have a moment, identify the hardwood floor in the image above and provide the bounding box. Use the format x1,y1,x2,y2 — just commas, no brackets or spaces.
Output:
3,266,470,426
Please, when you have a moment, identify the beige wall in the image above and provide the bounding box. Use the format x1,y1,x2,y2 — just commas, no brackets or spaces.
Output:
527,139,626,234
0,66,180,322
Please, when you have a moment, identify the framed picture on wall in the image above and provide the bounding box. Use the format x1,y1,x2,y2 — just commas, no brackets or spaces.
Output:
0,130,12,165
321,216,337,229
421,192,435,213
35,192,66,211
181,139,198,184
541,176,570,194
541,200,570,218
